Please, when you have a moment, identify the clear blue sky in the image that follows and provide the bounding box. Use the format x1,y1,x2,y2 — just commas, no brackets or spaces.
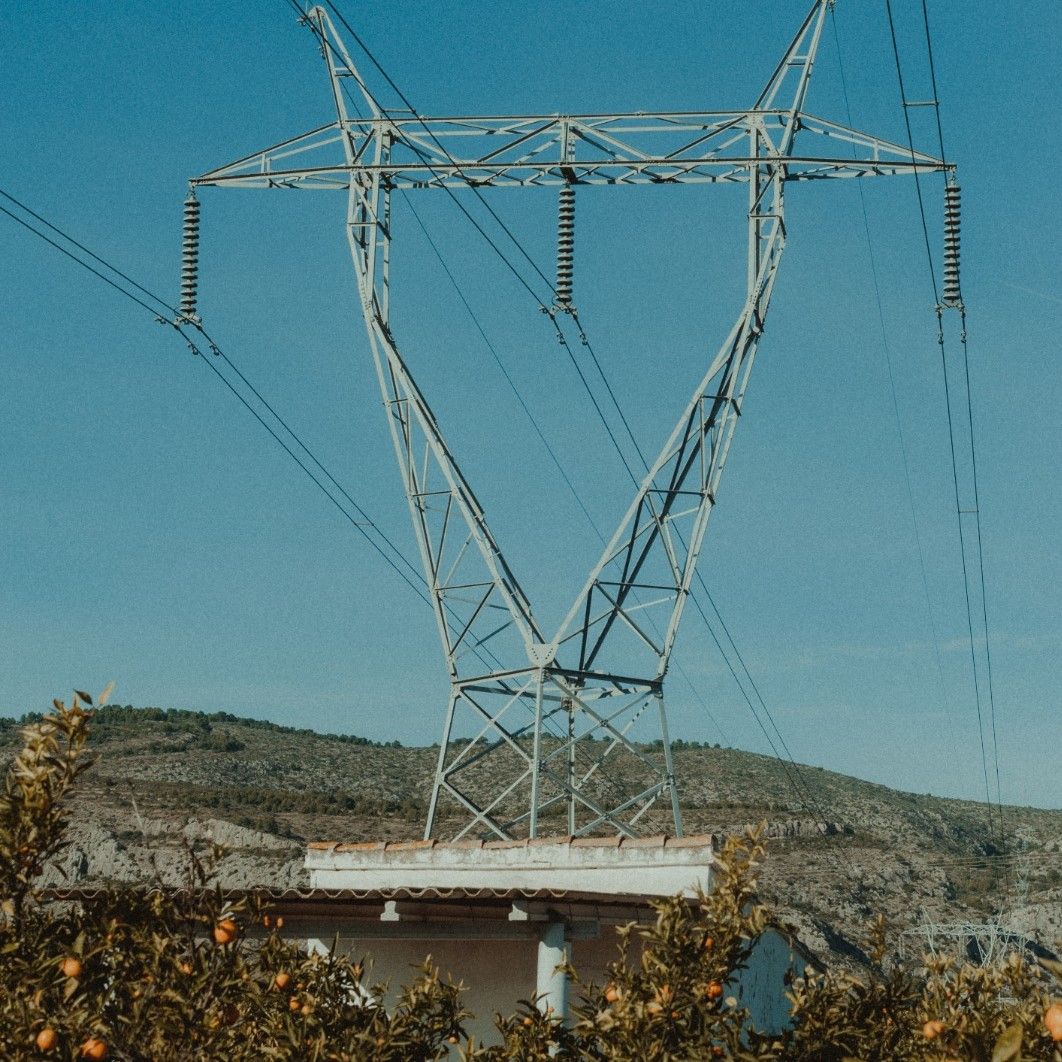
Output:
1,2,1058,809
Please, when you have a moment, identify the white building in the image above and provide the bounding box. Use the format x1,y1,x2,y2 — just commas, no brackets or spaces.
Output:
260,833,809,1044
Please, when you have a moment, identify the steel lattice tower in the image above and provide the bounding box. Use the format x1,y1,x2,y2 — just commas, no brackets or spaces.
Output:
187,1,953,841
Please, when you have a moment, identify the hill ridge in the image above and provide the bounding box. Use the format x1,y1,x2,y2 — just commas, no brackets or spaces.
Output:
2,705,1058,967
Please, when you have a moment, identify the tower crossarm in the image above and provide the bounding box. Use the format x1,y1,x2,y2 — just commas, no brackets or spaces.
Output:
192,109,946,192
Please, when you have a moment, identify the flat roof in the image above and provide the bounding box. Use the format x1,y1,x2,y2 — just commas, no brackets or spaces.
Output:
306,833,721,898
307,833,719,854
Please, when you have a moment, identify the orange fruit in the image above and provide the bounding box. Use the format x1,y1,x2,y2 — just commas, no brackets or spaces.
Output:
213,919,237,945
274,972,291,990
179,961,193,976
703,936,715,951
604,985,620,1003
36,1028,58,1051
289,997,301,1012
447,1035,459,1044
262,914,271,927
80,1039,108,1061
522,1016,533,1027
706,981,724,1000
275,916,285,929
923,1020,945,1040
60,957,82,979
1046,1003,1062,1042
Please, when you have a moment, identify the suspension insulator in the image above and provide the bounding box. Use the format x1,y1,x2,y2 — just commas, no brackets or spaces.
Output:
180,193,201,322
941,182,962,309
554,183,576,312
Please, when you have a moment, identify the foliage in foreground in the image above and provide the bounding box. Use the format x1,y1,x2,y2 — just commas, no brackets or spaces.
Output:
0,692,1059,1060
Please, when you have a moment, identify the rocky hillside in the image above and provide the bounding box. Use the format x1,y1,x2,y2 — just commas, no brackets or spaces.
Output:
2,705,1058,968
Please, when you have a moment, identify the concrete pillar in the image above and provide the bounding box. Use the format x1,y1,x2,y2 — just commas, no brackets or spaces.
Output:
536,921,569,1022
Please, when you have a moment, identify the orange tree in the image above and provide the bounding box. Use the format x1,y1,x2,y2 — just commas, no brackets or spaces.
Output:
1,692,1059,1060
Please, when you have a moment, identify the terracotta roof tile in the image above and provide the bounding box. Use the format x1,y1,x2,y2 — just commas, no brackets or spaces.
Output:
528,834,573,847
618,835,668,849
387,839,437,852
663,834,718,849
308,833,717,853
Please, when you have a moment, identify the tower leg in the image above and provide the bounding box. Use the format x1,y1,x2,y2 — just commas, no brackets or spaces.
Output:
529,671,545,838
566,696,576,836
424,687,459,840
656,689,684,837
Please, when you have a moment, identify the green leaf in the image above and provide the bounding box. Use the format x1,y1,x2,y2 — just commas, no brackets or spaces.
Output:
991,1021,1024,1062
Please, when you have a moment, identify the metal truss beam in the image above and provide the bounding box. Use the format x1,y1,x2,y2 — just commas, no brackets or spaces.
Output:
195,111,945,191
191,1,951,842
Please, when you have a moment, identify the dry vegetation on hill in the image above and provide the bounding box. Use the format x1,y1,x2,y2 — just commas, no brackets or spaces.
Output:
1,705,1058,969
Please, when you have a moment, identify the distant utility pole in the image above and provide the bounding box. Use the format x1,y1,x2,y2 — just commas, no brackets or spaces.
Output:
184,1,952,841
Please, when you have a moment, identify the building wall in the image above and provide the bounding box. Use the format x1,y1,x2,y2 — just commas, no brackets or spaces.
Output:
308,924,801,1045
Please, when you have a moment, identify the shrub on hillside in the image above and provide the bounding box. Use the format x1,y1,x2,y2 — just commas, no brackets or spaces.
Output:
0,692,1059,1059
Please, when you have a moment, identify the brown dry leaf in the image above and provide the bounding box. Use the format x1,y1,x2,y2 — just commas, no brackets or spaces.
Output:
991,1020,1024,1062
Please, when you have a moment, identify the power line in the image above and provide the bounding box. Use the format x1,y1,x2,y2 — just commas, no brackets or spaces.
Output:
918,0,949,164
1,184,566,707
958,317,1003,837
286,0,555,311
556,307,844,849
882,0,1004,850
826,11,949,717
0,187,432,606
0,201,168,321
936,316,994,822
402,192,732,748
317,0,559,300
0,189,177,318
557,302,848,858
0,180,707,837
917,0,1004,843
883,0,939,305
193,347,431,604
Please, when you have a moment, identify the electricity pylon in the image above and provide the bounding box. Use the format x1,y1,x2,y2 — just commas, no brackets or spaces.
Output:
187,1,952,840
